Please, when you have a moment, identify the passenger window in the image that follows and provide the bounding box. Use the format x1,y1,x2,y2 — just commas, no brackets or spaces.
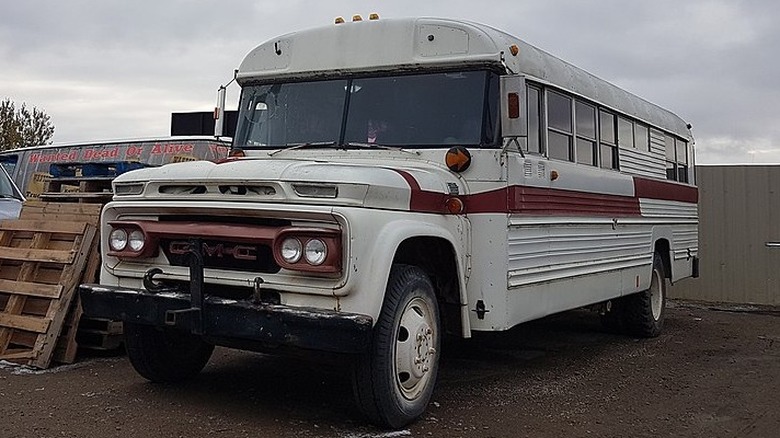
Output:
664,134,677,181
575,100,596,166
599,111,618,170
526,85,542,154
635,123,649,152
676,139,689,183
546,90,573,161
618,117,633,148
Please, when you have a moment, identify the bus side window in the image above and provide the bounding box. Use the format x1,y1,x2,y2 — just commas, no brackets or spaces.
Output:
635,123,649,152
526,85,542,154
664,134,677,181
546,90,573,161
575,100,597,166
599,110,618,170
676,138,689,183
618,116,634,149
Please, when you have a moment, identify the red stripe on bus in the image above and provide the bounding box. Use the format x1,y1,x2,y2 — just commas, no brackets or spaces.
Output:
633,177,698,203
393,170,694,215
392,169,448,213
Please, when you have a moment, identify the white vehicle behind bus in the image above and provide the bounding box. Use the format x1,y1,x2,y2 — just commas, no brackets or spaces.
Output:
79,16,698,428
0,165,24,220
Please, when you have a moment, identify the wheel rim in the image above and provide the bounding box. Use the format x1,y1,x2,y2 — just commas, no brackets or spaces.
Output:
394,296,437,400
649,268,664,320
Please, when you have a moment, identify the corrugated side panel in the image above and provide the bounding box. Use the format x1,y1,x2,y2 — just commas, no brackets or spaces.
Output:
507,216,653,288
620,147,665,179
639,199,698,218
639,199,699,259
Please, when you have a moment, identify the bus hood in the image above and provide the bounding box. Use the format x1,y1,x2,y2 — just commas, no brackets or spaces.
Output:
112,157,463,213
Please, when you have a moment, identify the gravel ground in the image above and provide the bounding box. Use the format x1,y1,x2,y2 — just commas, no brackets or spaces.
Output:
1,301,778,438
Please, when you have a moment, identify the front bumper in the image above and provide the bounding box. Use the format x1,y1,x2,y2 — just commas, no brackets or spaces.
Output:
79,283,373,354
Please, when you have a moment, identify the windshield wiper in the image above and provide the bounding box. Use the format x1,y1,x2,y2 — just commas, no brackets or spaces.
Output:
268,141,338,156
342,142,419,156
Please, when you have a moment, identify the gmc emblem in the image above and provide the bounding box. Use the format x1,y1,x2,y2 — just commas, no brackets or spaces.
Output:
169,241,258,261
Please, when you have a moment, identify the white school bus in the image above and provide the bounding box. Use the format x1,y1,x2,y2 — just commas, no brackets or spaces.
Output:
79,17,698,428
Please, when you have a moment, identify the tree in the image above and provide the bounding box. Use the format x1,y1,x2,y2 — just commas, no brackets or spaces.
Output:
0,98,55,151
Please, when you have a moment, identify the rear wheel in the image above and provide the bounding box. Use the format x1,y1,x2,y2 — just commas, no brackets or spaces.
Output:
125,322,214,383
622,252,667,338
352,264,441,429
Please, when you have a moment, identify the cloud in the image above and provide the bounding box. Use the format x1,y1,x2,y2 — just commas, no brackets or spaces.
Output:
1,0,779,164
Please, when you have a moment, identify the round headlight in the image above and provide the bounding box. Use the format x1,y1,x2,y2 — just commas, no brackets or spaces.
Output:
109,228,128,251
128,230,145,252
281,238,302,263
304,239,327,266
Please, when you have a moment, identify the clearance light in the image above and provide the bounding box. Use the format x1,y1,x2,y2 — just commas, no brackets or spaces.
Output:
445,197,465,214
352,14,363,22
369,13,380,20
335,16,345,24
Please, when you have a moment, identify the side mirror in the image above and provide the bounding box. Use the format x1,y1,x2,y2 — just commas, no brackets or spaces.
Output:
500,75,527,140
214,85,227,138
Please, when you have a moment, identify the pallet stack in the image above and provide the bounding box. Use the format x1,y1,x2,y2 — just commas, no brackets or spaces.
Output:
0,216,97,368
0,161,145,367
35,163,134,357
18,202,104,363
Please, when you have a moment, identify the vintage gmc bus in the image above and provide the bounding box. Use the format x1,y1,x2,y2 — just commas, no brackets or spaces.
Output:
80,17,698,427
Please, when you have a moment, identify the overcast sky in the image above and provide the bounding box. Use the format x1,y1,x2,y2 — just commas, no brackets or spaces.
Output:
1,0,777,164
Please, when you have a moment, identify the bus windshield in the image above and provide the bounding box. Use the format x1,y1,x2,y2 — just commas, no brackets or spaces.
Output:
234,71,498,149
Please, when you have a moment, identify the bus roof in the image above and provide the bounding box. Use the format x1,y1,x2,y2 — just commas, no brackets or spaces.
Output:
238,17,691,140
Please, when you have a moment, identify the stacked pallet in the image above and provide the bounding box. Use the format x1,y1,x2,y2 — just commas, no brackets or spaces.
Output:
32,161,135,355
18,202,105,363
0,217,97,368
38,162,127,204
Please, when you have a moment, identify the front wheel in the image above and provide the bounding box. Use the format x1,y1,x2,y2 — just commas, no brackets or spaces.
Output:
125,322,214,383
352,264,441,429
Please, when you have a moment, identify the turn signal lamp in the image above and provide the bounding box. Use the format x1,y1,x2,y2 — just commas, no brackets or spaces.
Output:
445,146,472,173
510,44,519,56
445,197,465,214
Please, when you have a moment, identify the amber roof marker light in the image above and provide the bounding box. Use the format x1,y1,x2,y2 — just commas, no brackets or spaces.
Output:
445,146,472,172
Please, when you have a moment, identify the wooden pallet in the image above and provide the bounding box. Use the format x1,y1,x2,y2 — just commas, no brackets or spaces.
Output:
39,163,117,204
76,318,124,350
19,201,103,363
0,219,97,368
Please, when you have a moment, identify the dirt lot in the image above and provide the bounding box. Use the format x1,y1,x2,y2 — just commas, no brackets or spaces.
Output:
2,301,779,438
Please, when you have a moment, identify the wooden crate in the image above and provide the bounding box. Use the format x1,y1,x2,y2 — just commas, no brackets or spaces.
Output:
0,219,97,368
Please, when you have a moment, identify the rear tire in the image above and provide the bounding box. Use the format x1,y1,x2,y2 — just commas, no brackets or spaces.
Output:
352,264,441,429
125,322,214,383
622,252,667,338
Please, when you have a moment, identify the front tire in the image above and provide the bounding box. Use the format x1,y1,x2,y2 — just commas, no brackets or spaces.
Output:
125,322,214,383
352,264,441,429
